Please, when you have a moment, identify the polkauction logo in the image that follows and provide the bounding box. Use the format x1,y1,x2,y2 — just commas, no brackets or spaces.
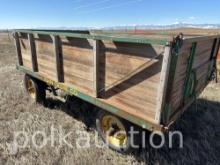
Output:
10,125,183,152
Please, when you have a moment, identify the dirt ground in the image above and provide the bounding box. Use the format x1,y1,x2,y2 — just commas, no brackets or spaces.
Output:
0,32,220,165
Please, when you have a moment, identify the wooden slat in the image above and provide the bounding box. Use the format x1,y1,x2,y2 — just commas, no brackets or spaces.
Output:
52,35,64,82
98,70,160,91
38,63,57,75
22,58,32,69
14,32,23,65
103,60,160,92
62,46,93,66
93,40,99,97
20,38,30,55
65,76,93,94
102,85,158,102
184,35,220,43
37,53,55,64
101,97,156,124
36,40,54,56
63,61,93,81
106,85,158,104
28,34,38,72
61,37,94,94
101,41,164,59
155,46,172,123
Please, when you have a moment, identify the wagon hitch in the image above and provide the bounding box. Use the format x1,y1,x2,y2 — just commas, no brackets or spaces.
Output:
173,33,184,45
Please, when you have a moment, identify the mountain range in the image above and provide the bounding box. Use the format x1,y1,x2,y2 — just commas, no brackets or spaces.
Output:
102,23,220,30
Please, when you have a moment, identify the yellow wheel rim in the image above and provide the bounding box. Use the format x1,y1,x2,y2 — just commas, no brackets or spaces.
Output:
27,80,36,99
101,115,127,148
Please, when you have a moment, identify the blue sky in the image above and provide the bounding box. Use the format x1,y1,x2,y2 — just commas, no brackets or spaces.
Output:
0,0,220,29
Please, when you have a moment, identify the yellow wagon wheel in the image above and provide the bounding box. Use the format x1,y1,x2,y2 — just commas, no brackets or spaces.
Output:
101,115,128,148
24,74,46,104
96,111,140,153
26,78,37,99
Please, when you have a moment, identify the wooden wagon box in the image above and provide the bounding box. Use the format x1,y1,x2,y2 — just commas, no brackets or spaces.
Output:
14,30,220,131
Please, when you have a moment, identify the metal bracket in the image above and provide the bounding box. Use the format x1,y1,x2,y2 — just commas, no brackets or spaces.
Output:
183,42,197,104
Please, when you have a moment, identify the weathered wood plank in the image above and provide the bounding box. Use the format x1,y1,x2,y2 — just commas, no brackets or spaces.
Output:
20,37,32,70
155,46,172,123
62,46,93,66
14,32,23,65
102,60,160,93
98,71,160,91
65,76,93,94
52,35,64,82
101,97,156,124
22,58,32,69
101,41,165,59
93,40,100,97
36,40,54,56
184,35,220,43
106,85,158,104
28,34,38,72
63,61,93,81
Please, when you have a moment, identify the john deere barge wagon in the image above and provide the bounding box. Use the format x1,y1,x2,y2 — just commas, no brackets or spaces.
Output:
13,29,220,152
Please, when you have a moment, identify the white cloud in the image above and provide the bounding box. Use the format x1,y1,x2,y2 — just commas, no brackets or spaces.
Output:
189,16,196,20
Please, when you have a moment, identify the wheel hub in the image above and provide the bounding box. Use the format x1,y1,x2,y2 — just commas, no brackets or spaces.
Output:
101,115,127,148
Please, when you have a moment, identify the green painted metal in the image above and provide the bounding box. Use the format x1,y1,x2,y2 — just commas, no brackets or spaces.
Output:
162,38,183,124
14,29,169,45
16,65,162,131
184,71,197,101
183,42,197,103
162,104,172,124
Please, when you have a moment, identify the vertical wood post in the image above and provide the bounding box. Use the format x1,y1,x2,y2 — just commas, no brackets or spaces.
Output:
93,40,100,97
52,35,64,82
155,45,172,123
28,33,38,72
14,32,23,65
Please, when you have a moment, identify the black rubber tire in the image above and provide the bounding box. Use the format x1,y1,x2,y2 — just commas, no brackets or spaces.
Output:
24,74,46,104
96,110,141,153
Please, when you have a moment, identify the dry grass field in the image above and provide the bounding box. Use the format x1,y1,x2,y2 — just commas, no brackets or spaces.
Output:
0,32,220,165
